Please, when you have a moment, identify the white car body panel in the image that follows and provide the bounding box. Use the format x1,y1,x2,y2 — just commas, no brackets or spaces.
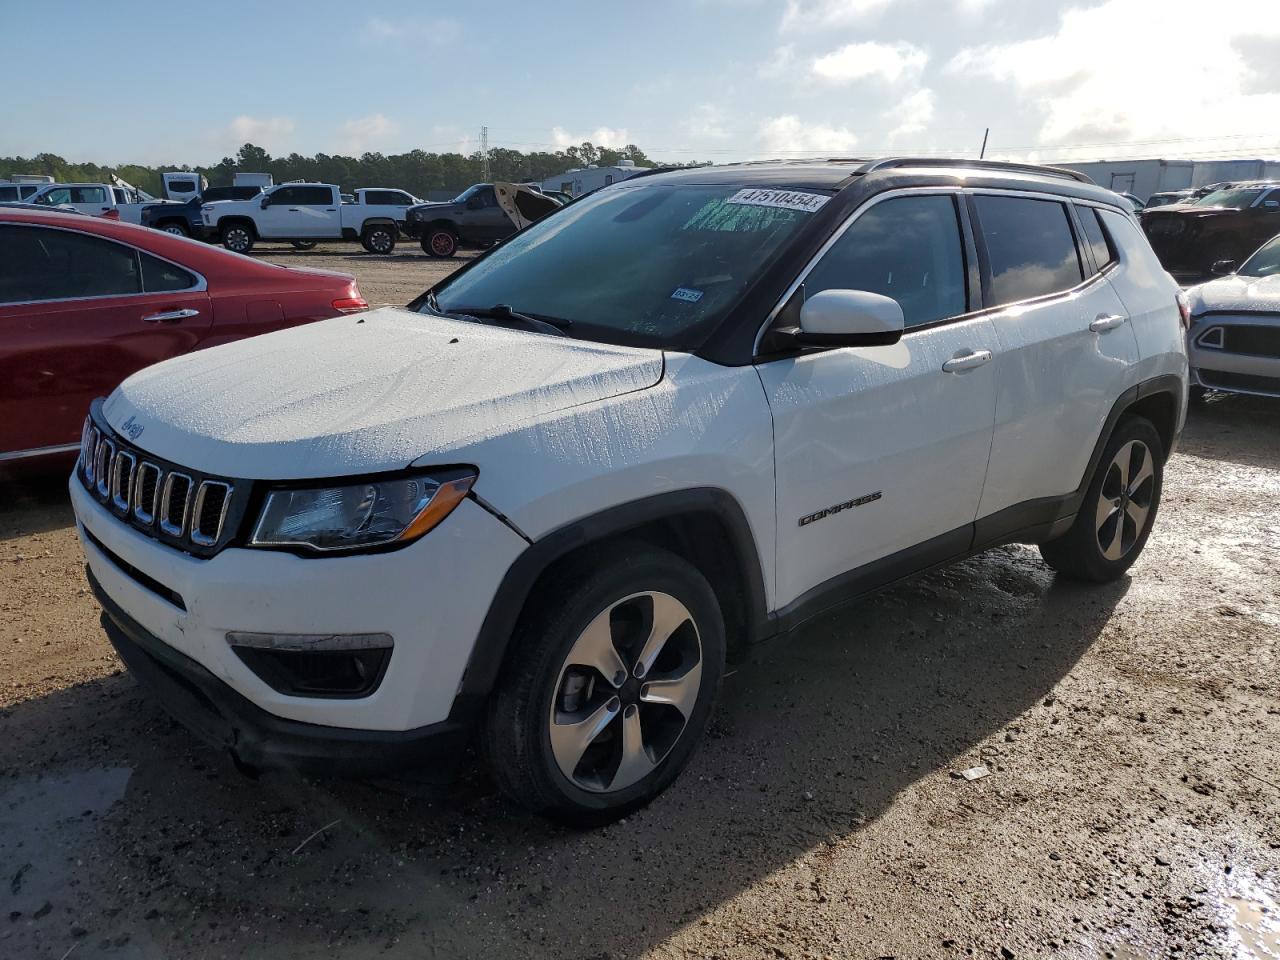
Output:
1184,272,1280,395
73,478,527,730
203,184,422,241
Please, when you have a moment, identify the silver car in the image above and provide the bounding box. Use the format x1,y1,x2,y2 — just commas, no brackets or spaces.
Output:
1185,233,1280,399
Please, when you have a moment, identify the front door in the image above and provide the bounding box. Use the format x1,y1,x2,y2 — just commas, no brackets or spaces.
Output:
0,224,212,455
758,191,999,611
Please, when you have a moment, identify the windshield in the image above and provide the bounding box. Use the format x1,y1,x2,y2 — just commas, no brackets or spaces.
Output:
1194,188,1262,209
453,184,485,202
426,182,828,349
1239,236,1280,278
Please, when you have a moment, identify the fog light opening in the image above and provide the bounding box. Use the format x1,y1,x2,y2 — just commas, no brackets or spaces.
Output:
227,632,393,699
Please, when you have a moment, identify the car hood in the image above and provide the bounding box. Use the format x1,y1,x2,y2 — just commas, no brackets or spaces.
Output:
102,307,665,479
1186,273,1280,314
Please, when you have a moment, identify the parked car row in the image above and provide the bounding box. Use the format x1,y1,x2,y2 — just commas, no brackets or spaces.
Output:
1140,180,1280,283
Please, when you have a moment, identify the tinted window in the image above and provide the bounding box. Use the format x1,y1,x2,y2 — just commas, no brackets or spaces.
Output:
270,186,332,205
0,186,18,201
804,194,967,329
168,180,198,195
0,226,141,303
73,187,107,204
1240,236,1280,278
975,195,1083,305
1077,206,1115,271
1193,187,1262,209
140,252,196,292
367,190,409,205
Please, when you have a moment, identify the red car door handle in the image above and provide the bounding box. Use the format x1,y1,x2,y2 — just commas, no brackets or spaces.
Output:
142,308,200,323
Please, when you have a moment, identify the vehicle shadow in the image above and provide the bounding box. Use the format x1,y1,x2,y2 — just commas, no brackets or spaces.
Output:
1179,392,1280,469
0,544,1127,959
0,467,75,543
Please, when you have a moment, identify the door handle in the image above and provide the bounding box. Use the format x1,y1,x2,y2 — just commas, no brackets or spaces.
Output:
1090,313,1127,332
142,308,200,323
287,207,300,212
942,349,993,373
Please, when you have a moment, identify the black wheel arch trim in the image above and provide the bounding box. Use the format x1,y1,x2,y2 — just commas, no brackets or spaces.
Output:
458,488,772,709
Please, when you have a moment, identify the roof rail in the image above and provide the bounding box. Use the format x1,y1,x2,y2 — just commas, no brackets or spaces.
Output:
855,157,1094,185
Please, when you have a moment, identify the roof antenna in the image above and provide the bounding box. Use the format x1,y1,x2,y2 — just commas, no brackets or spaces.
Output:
979,128,990,159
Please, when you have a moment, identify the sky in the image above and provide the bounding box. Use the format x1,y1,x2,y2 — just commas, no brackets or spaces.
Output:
2,0,1279,168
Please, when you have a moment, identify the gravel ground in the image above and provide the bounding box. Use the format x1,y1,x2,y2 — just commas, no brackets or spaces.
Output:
1,247,1277,958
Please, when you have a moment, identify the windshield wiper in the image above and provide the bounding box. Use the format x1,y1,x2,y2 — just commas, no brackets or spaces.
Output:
447,303,572,337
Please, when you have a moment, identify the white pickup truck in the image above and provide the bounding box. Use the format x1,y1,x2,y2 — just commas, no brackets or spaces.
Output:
25,180,183,224
199,183,423,254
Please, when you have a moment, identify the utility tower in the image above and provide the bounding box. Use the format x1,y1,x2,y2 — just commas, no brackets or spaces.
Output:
480,126,491,181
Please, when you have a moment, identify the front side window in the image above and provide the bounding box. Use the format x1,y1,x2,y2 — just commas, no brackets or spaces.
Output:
269,186,301,205
803,194,967,328
35,188,72,205
428,183,824,349
974,195,1083,306
1077,206,1116,272
0,186,18,201
1239,236,1280,278
0,226,141,303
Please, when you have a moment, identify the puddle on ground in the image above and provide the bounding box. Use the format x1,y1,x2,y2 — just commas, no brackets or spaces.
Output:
0,766,132,914
1221,875,1280,960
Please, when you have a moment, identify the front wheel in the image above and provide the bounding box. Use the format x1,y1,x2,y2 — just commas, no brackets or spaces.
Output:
220,223,254,254
361,225,397,255
422,228,457,258
1039,416,1164,582
159,221,189,237
290,240,317,251
483,544,725,824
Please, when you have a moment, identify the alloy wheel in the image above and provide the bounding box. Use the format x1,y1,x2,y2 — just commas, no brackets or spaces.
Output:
225,228,250,252
1096,439,1155,561
371,230,392,253
430,232,455,256
548,591,703,793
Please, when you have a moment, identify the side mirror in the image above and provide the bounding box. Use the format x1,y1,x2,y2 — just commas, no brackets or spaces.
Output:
794,290,905,348
1210,259,1236,276
260,196,271,209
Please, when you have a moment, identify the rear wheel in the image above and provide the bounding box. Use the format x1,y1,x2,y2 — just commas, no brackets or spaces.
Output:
361,224,396,255
290,240,317,251
159,221,189,237
483,545,725,824
220,223,254,254
1039,416,1164,582
422,227,457,258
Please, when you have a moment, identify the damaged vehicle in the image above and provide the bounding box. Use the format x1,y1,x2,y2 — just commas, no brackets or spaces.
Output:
403,182,561,257
73,158,1186,822
1185,232,1280,399
1142,181,1280,283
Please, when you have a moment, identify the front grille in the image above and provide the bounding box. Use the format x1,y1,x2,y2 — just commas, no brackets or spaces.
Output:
1199,369,1280,396
1220,324,1280,359
78,407,247,557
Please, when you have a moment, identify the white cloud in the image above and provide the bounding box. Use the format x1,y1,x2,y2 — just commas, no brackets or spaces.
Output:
757,115,859,157
682,104,730,141
361,16,461,45
551,126,631,149
947,0,1280,157
781,0,900,31
887,88,935,141
957,0,998,12
225,116,294,151
811,41,928,85
339,114,398,155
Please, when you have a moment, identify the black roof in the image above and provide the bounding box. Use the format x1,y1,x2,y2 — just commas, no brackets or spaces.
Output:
632,157,1125,206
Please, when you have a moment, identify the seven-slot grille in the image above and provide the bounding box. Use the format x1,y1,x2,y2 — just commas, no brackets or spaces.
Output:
79,414,239,555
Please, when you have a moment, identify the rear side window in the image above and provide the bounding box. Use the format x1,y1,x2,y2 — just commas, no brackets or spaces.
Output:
974,195,1083,306
367,190,409,205
803,194,967,329
0,225,141,303
140,252,196,292
0,186,18,201
1077,206,1116,271
271,186,332,205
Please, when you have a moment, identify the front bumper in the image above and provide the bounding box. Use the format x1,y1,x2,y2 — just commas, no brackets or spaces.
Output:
402,219,424,239
90,566,473,777
1189,315,1280,397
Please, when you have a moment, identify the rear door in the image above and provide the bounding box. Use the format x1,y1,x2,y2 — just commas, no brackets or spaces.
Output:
969,191,1140,524
0,224,212,455
288,185,341,238
758,190,999,610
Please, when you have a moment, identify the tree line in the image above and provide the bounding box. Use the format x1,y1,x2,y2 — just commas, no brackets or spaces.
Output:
0,141,667,199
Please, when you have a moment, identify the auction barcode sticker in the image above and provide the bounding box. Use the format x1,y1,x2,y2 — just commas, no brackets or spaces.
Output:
724,188,830,214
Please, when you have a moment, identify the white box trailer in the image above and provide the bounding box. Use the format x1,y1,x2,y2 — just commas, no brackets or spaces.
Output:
233,172,274,189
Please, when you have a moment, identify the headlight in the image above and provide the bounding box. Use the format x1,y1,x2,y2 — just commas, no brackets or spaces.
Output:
249,470,476,554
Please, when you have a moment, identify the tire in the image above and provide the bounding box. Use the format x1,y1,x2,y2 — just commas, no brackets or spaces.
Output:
159,221,189,237
290,240,317,251
361,224,396,255
1189,385,1210,404
422,227,457,258
1039,416,1165,582
220,223,254,254
482,543,726,825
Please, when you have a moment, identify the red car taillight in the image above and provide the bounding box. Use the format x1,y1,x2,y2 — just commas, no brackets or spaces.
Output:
332,281,368,315
101,209,121,220
1176,290,1191,330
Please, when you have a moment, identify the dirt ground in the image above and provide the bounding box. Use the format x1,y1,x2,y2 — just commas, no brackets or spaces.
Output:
1,247,1278,959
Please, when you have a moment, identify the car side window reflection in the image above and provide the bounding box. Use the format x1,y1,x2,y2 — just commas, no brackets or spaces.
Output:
0,226,142,303
803,194,968,329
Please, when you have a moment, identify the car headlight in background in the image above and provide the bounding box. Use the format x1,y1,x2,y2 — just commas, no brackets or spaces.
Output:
249,469,476,553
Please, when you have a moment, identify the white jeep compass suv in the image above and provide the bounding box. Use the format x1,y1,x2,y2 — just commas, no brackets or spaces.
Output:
72,158,1189,822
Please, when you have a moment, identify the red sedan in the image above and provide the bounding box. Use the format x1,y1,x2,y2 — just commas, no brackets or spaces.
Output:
0,209,367,465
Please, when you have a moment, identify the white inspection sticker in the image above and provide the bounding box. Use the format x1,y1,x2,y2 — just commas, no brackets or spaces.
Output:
725,188,829,214
671,287,704,303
